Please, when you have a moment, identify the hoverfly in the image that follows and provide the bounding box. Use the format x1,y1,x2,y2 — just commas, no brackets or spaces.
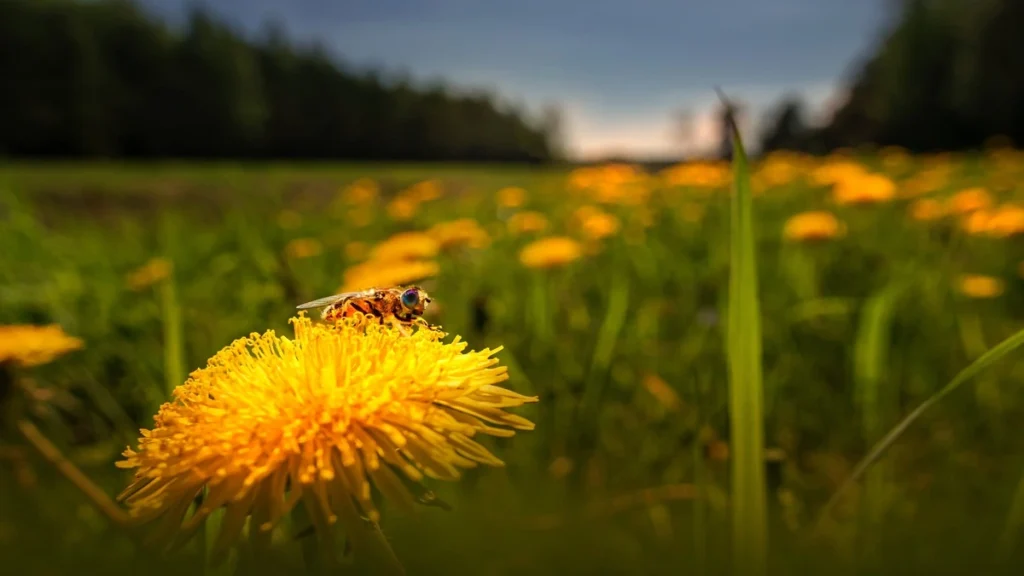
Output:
296,285,435,334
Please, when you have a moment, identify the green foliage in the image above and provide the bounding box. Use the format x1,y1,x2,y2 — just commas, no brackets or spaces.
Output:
0,0,557,162
819,0,1024,151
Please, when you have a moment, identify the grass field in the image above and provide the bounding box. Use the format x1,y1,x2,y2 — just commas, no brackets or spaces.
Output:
4,148,1024,575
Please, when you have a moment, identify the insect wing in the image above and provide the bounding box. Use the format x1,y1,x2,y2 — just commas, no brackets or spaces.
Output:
296,289,374,310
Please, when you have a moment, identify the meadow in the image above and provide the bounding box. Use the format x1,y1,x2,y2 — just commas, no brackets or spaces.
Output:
3,146,1024,575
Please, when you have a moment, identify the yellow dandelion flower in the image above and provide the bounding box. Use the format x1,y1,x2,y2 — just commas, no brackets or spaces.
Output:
385,198,419,222
809,161,866,187
277,210,303,230
660,161,731,188
948,187,992,215
579,211,621,241
369,232,439,261
962,210,993,235
985,204,1024,238
519,236,583,269
833,173,896,205
506,211,549,235
783,211,846,242
958,275,1004,299
126,258,173,291
404,180,443,203
909,198,946,222
341,260,439,293
0,325,83,368
343,178,379,205
116,315,537,559
496,187,527,208
427,219,490,250
284,238,323,260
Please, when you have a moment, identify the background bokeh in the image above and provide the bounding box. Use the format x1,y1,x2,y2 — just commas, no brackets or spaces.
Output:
3,1,1024,575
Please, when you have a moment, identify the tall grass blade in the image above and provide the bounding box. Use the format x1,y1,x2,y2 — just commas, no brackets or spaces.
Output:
579,274,630,427
816,326,1024,532
159,269,185,399
852,282,904,565
720,90,767,576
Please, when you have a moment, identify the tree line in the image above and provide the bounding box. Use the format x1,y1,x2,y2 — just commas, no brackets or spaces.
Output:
0,0,560,162
759,0,1024,155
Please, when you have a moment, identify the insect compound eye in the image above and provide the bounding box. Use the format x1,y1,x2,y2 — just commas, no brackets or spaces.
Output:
401,288,420,308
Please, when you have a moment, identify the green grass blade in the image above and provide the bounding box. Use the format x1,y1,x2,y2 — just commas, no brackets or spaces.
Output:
721,93,767,576
816,326,1024,532
159,269,185,399
852,282,904,564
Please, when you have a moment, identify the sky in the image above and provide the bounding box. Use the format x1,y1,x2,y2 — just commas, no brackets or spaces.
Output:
135,0,892,160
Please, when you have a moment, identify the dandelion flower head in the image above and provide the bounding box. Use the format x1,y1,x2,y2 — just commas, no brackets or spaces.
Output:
117,315,537,557
126,258,174,291
782,211,846,242
427,218,490,250
0,324,84,368
518,236,584,269
369,231,440,261
506,211,549,235
958,275,1004,299
341,259,439,293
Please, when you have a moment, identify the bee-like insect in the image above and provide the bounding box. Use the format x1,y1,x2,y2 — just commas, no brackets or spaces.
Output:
296,285,435,334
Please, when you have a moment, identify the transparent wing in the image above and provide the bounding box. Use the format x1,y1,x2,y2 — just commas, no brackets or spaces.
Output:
296,289,374,310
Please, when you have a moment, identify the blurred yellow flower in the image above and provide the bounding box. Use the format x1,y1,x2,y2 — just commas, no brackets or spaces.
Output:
579,211,621,241
880,146,911,170
341,259,439,292
519,236,584,269
427,218,490,250
116,314,536,559
0,325,83,368
833,173,896,205
783,211,846,242
809,161,866,186
276,210,303,230
642,373,681,411
369,231,440,261
948,187,992,215
385,197,419,222
754,153,805,190
660,161,730,188
126,258,173,291
908,198,946,222
507,211,549,235
404,180,443,203
342,178,379,205
985,204,1024,238
962,210,993,235
496,186,527,208
569,164,654,204
283,237,323,260
958,275,1004,299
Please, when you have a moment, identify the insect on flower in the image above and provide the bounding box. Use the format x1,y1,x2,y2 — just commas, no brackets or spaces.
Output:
296,285,437,334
